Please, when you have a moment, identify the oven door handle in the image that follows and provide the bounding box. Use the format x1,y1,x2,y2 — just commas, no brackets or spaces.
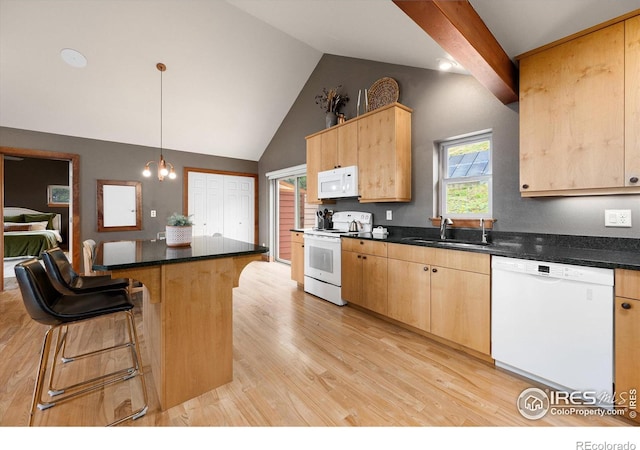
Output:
303,234,341,244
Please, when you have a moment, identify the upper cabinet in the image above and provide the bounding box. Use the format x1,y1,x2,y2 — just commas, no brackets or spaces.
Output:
358,104,412,203
306,119,356,205
321,120,358,171
518,12,640,197
626,15,640,189
305,102,412,204
305,133,323,205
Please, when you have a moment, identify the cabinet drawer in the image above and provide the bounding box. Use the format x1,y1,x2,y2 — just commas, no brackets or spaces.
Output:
291,231,305,244
432,249,490,274
342,238,387,256
615,269,640,299
387,243,436,264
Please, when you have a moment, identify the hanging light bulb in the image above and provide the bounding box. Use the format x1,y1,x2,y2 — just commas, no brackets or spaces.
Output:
142,62,176,181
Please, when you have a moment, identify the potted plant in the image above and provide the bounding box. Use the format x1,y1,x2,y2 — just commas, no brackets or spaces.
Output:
166,212,194,247
315,85,349,128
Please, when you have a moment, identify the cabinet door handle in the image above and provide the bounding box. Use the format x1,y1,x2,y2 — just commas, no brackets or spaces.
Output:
432,268,438,273
362,256,367,260
630,177,639,184
522,184,529,189
357,255,361,259
622,302,632,310
423,266,428,271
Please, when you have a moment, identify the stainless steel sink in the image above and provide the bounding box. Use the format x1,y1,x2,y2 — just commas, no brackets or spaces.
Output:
400,237,490,248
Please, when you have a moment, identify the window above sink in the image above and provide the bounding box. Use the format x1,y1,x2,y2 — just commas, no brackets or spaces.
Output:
436,130,493,220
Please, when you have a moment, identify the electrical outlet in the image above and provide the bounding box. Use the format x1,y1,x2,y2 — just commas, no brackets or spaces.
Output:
151,210,157,218
386,210,392,220
604,209,631,227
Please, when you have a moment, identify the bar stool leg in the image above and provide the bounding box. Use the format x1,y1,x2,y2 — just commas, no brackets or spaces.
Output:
29,326,56,426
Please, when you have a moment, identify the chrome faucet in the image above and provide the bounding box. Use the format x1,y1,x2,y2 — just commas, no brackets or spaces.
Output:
439,216,453,240
480,218,488,244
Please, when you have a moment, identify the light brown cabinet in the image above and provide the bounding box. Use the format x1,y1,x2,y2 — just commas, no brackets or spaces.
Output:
387,244,434,332
320,120,358,171
305,121,357,205
358,104,412,202
430,265,490,355
626,15,640,188
305,133,323,205
290,231,305,286
519,14,640,197
305,103,412,204
368,242,490,356
341,239,388,315
614,269,640,423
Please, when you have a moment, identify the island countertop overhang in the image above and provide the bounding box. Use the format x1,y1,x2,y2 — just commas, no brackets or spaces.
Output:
93,235,268,271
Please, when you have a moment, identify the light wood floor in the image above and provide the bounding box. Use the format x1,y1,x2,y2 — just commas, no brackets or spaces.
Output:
0,260,633,427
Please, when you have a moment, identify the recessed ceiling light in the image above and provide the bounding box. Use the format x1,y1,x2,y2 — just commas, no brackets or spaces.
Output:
60,48,87,68
437,57,458,71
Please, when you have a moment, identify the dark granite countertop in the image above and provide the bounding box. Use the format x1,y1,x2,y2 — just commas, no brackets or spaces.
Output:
94,236,268,271
342,226,640,271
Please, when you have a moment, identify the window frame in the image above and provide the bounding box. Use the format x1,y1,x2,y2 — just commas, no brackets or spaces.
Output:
438,131,493,220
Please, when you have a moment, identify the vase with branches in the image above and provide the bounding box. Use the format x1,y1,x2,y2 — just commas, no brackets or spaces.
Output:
315,86,349,127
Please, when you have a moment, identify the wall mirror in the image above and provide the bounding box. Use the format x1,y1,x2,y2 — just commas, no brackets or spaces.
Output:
97,179,142,232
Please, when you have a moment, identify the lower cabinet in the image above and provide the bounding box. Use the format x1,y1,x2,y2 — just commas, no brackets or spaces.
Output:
341,239,388,315
430,266,491,355
614,269,640,423
387,255,431,332
290,231,305,286
345,241,491,356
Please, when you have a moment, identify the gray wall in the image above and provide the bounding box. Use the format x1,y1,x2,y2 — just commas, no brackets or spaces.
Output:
258,54,640,246
1,127,257,244
4,53,639,255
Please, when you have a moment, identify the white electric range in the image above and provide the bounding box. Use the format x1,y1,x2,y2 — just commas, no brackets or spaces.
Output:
303,211,373,306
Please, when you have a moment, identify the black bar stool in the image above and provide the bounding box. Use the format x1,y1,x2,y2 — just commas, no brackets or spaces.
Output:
15,259,149,426
41,247,130,293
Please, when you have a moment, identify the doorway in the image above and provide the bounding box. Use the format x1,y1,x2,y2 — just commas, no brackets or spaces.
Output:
1,147,80,291
266,164,316,264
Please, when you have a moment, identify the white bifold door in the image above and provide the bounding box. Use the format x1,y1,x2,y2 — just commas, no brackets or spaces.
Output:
188,171,255,243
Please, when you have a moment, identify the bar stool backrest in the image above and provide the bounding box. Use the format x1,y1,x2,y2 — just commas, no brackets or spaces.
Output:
82,239,97,275
41,247,82,292
15,259,64,326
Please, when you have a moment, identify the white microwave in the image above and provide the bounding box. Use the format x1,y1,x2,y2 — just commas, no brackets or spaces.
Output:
317,165,359,199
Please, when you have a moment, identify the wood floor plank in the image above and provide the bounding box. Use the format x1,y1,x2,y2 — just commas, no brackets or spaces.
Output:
0,260,633,427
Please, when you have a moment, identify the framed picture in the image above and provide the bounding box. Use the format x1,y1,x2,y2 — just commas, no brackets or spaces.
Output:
47,185,70,207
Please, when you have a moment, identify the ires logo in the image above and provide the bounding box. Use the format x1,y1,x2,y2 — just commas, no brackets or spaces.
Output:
516,387,631,420
615,388,637,419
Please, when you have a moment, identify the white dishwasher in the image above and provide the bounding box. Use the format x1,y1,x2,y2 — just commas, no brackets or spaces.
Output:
491,256,614,403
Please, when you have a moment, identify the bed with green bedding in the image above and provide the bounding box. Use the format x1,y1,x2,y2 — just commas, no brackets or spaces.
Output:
3,207,63,258
4,230,61,257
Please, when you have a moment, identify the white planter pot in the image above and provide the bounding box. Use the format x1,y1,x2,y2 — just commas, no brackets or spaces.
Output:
165,225,192,247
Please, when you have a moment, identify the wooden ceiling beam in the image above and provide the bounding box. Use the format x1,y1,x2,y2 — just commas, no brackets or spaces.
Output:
393,0,519,104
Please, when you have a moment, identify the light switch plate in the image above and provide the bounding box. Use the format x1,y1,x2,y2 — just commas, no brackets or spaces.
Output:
604,209,631,227
386,210,392,220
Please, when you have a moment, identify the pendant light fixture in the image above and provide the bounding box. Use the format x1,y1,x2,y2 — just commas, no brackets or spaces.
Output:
143,62,176,181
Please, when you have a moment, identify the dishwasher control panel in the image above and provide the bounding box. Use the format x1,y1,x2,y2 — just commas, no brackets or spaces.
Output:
491,256,613,286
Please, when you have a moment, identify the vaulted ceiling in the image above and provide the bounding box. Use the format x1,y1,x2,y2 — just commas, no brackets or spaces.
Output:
1,0,638,161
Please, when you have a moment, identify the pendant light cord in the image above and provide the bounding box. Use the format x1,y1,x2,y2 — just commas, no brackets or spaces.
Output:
157,62,166,159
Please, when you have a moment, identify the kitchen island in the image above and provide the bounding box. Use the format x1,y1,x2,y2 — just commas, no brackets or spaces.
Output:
93,236,268,410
